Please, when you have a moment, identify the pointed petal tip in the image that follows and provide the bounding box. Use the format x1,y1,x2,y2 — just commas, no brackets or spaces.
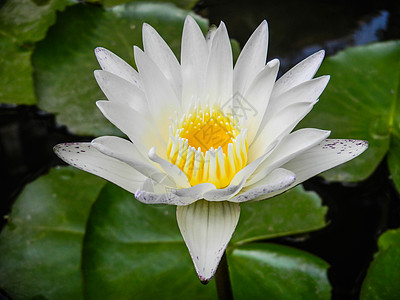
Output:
185,14,195,23
267,58,280,68
94,46,104,54
200,277,211,285
258,19,268,32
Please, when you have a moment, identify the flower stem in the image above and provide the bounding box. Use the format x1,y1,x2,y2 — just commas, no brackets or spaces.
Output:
215,251,234,300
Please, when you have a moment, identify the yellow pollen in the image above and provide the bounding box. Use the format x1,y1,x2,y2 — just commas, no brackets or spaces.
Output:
167,106,248,189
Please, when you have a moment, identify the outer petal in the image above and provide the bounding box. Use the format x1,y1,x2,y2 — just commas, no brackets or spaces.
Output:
181,15,209,110
96,100,166,157
176,200,240,283
246,128,331,186
94,70,148,114
135,179,194,205
135,180,215,205
142,23,182,100
271,50,325,98
230,168,296,202
91,136,174,187
234,20,268,96
94,47,141,88
204,22,233,106
54,143,145,193
282,139,368,186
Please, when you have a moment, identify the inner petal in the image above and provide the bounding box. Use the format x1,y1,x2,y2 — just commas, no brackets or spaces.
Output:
168,106,248,189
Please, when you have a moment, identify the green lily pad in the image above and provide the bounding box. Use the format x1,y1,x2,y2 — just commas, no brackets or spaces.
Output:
0,0,76,44
360,228,400,300
387,94,400,192
82,183,218,300
228,243,331,300
299,41,400,184
0,36,35,104
82,183,327,298
232,185,328,244
33,2,208,136
0,167,106,300
0,168,327,298
0,0,76,104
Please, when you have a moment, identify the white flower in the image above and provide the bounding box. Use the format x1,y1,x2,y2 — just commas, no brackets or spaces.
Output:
54,16,368,283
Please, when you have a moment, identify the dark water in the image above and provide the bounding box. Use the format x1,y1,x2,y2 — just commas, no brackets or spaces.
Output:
1,0,400,299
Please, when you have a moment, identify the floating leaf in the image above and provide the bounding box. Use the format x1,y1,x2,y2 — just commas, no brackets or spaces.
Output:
0,0,77,104
33,2,208,136
228,243,331,300
299,41,400,184
360,228,400,300
0,0,76,44
82,183,218,300
232,185,328,244
0,36,35,104
0,167,106,299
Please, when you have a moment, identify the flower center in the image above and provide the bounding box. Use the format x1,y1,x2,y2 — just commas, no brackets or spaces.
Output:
167,106,248,188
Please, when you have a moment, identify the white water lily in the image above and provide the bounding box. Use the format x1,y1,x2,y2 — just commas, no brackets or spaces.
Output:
54,16,367,283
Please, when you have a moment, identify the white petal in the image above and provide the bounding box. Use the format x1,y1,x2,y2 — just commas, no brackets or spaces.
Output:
135,180,216,206
134,46,181,138
91,136,174,186
249,101,315,162
94,47,141,88
204,22,233,106
148,147,191,189
246,128,330,186
271,50,325,98
265,75,330,122
135,179,195,205
230,168,296,202
54,143,145,193
176,200,240,283
94,70,148,114
174,182,216,198
234,20,268,96
282,139,368,186
244,59,279,143
181,15,208,110
142,23,182,100
96,101,166,157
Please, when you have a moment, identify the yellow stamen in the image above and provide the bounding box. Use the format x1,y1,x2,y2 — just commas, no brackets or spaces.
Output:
168,106,248,188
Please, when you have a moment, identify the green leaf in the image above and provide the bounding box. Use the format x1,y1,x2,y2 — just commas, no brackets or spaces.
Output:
33,2,208,136
0,0,76,44
387,80,400,191
0,36,35,104
232,185,328,244
0,0,76,104
228,243,331,300
298,41,400,183
100,0,198,10
0,167,106,300
360,228,400,300
82,183,217,300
